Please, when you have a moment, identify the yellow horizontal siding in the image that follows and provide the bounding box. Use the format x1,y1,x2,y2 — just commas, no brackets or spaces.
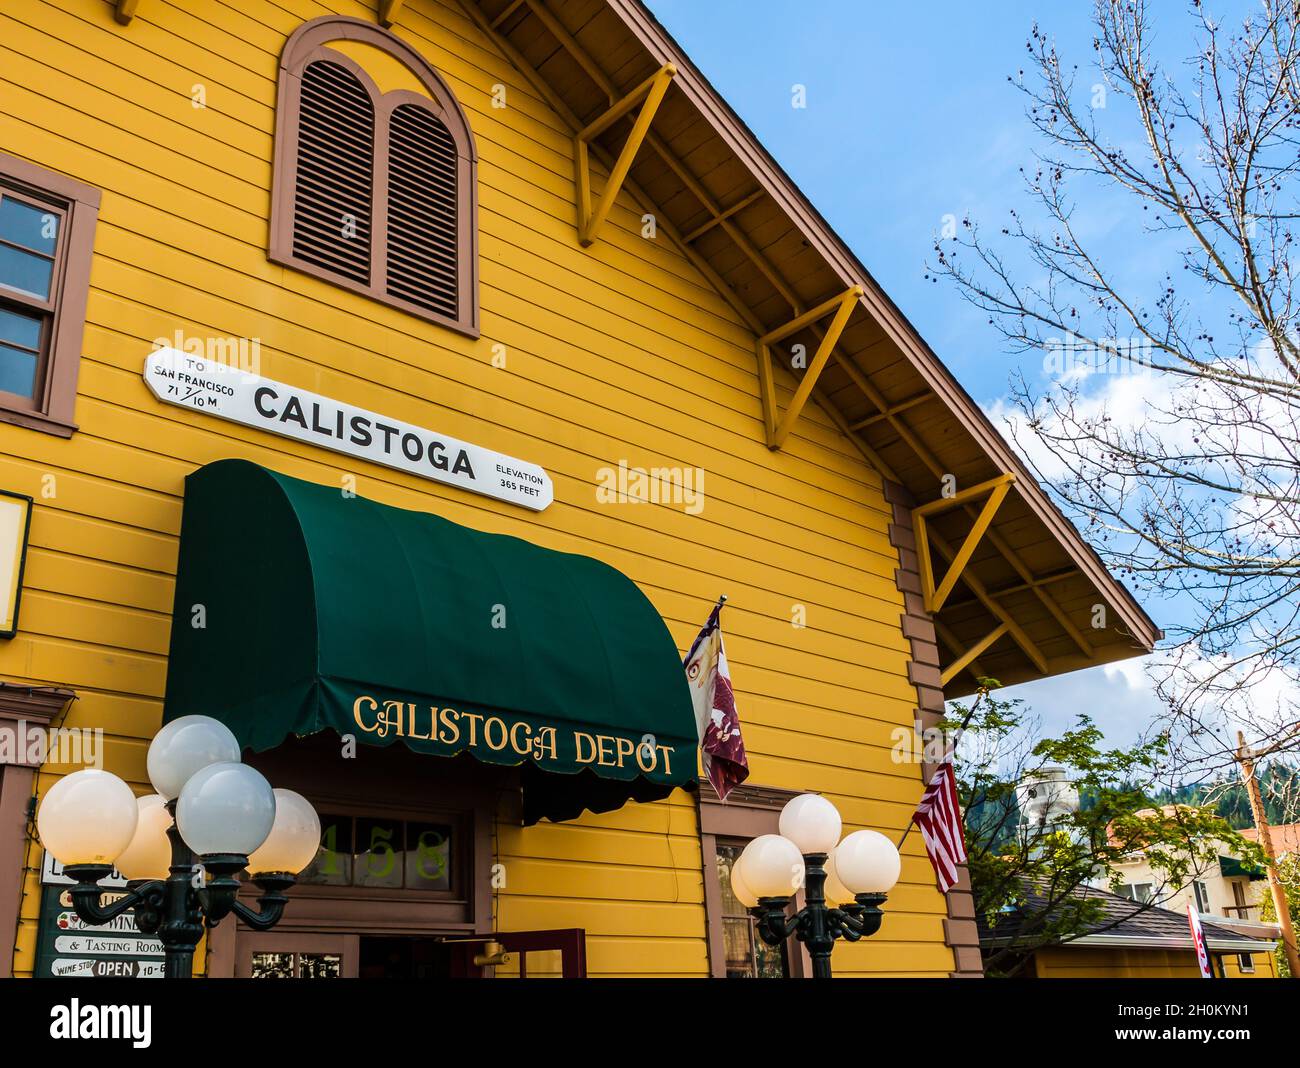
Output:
1033,946,1278,979
4,0,953,978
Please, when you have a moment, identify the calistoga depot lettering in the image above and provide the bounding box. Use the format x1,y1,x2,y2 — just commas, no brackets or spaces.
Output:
352,696,677,776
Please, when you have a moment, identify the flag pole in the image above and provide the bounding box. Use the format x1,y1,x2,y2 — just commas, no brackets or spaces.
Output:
896,689,985,851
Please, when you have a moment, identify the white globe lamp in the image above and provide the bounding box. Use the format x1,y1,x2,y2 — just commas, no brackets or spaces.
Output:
834,829,902,895
739,833,805,900
175,761,276,858
247,789,321,876
823,851,854,905
114,794,174,881
778,793,842,854
728,852,759,909
36,769,139,867
147,715,242,800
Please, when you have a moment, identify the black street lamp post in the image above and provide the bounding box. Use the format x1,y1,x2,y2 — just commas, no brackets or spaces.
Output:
63,813,298,979
731,794,901,979
37,716,321,978
749,851,888,979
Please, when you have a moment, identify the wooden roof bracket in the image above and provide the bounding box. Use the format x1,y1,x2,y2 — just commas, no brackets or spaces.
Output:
757,286,863,450
940,622,1009,688
115,0,140,24
849,390,932,431
490,0,529,29
575,64,677,247
928,523,1049,675
913,473,1015,614
378,1,406,27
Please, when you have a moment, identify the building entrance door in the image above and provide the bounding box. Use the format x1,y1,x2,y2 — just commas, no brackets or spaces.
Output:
228,928,587,978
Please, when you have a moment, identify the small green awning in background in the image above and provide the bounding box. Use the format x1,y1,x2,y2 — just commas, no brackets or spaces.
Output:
1219,855,1267,881
163,460,698,823
1216,857,1268,883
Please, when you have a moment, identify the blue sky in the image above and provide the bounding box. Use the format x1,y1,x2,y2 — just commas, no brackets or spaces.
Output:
646,1,1236,743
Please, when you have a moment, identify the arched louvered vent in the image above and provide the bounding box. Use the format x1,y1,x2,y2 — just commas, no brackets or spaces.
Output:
292,60,375,285
272,20,477,335
386,102,458,318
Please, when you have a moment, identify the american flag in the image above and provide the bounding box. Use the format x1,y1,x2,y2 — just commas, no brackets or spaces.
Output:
683,600,749,801
913,762,967,892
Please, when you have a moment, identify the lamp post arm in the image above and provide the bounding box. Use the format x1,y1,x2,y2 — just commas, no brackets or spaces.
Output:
829,907,866,942
229,874,296,932
63,866,160,926
832,893,887,942
751,897,802,946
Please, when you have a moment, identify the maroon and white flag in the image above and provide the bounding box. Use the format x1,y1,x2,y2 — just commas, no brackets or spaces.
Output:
914,761,967,892
684,600,749,801
1186,902,1213,978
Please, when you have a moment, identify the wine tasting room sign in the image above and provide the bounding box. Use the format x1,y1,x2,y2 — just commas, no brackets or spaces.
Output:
144,349,553,511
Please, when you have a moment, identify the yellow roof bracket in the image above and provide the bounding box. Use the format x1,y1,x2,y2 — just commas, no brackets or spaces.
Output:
378,0,406,27
757,286,863,450
115,0,140,24
926,523,1049,675
940,622,1009,688
913,473,1015,614
575,64,677,247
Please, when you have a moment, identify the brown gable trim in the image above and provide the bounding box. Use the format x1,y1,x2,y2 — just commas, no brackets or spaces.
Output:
269,16,479,337
607,0,1158,653
883,479,983,977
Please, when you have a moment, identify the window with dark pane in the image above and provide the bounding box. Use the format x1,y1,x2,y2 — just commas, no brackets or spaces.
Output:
716,841,788,978
298,813,353,886
291,60,374,285
297,813,456,891
250,952,294,979
0,195,58,298
386,103,458,318
0,191,62,402
354,816,404,888
404,822,452,890
297,953,342,979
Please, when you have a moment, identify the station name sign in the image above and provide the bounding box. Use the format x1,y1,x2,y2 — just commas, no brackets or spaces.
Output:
144,349,553,511
352,695,680,778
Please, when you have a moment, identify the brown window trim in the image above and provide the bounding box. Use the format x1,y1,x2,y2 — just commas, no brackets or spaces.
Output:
698,781,809,978
0,154,99,438
270,17,479,338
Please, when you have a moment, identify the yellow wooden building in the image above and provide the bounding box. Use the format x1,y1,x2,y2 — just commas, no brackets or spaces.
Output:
0,0,1159,979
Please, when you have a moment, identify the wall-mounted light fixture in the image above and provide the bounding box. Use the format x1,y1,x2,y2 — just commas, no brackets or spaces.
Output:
0,490,33,639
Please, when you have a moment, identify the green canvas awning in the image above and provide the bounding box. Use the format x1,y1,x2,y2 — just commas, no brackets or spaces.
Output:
162,460,698,823
1219,855,1267,881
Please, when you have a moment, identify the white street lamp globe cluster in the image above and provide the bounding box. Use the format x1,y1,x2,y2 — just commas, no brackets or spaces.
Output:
37,715,320,879
729,792,901,907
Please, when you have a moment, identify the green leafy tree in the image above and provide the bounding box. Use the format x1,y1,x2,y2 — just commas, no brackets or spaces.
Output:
1258,853,1299,977
951,689,1265,977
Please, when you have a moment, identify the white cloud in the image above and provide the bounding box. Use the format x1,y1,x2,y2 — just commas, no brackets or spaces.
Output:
994,657,1168,747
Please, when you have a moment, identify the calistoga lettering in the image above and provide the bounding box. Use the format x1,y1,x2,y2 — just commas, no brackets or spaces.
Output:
350,696,672,774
